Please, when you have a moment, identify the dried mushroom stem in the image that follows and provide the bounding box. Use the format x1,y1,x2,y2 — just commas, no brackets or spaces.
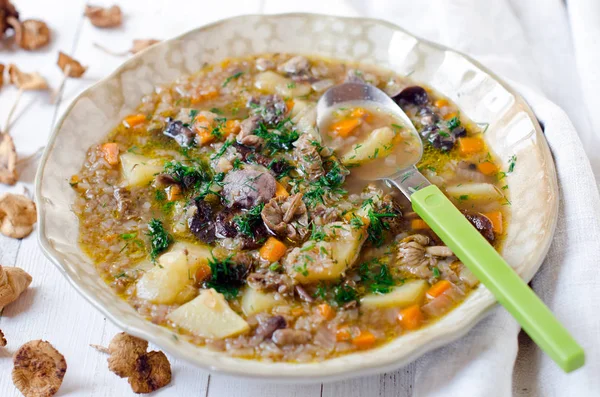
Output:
12,340,67,397
89,344,109,354
92,42,128,56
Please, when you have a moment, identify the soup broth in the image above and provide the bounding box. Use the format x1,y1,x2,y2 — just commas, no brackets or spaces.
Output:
71,53,510,362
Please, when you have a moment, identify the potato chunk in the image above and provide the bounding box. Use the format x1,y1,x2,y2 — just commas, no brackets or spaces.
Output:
361,280,428,309
241,287,282,316
285,222,367,283
341,126,395,166
254,71,311,97
120,153,165,187
167,289,250,339
136,242,211,305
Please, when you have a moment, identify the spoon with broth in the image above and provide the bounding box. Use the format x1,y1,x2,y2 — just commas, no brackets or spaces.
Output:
316,82,584,372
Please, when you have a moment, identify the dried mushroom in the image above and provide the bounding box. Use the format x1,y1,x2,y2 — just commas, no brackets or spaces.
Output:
93,332,172,394
0,265,32,310
0,133,18,185
0,193,37,239
107,332,148,377
84,5,122,28
0,0,19,39
0,329,6,346
7,17,51,51
57,52,87,78
7,65,48,90
0,63,4,89
128,351,172,394
12,340,67,397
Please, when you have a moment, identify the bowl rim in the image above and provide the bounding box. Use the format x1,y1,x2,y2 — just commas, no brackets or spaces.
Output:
35,12,558,382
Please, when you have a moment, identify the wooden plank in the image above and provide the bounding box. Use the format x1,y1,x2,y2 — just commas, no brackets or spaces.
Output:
322,365,415,397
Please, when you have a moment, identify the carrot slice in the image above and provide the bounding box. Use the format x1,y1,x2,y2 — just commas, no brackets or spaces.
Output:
483,211,503,234
458,137,484,155
443,112,458,121
123,114,146,128
291,307,305,316
275,182,289,198
259,237,288,263
352,331,376,349
317,303,335,320
195,264,212,283
100,143,119,166
223,120,241,136
330,118,361,137
191,88,218,104
285,99,295,114
349,107,373,122
434,99,449,108
398,304,424,330
411,219,430,230
194,115,215,145
336,326,351,341
477,161,498,176
166,185,182,202
427,280,451,299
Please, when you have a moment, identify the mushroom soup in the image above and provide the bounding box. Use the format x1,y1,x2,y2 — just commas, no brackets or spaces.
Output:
72,54,510,362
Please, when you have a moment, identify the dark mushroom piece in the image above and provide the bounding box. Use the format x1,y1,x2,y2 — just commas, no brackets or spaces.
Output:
163,118,195,148
464,212,495,243
247,95,287,126
253,315,287,344
221,169,276,209
188,199,216,244
272,329,311,346
392,86,430,106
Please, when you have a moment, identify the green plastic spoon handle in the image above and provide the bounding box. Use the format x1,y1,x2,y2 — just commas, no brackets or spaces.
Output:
411,185,584,372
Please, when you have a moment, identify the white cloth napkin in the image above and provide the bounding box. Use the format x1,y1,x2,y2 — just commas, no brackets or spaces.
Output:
262,0,600,395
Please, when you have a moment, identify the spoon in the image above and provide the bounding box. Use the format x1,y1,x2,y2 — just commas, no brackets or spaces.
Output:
316,83,584,372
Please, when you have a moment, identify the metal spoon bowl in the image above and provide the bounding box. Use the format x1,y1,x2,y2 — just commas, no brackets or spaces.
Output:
316,83,584,373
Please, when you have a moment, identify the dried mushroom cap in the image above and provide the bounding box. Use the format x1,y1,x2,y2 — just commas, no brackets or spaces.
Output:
107,332,148,378
0,133,18,185
12,340,67,397
0,0,19,39
57,52,87,78
0,329,6,347
84,5,122,28
7,65,48,91
0,265,32,309
131,39,160,54
7,17,51,51
128,351,172,394
0,193,37,239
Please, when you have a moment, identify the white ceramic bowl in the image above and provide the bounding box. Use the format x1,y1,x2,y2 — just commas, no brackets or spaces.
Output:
36,13,558,382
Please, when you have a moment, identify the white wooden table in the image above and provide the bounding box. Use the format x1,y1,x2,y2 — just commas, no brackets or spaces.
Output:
0,1,418,396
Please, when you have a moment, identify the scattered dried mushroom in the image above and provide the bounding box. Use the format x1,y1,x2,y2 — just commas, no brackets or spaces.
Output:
0,329,6,347
0,193,37,239
85,4,122,28
12,340,67,397
0,133,17,184
0,264,32,310
57,52,87,78
7,17,51,51
7,64,48,90
93,333,172,394
0,63,4,89
0,0,19,40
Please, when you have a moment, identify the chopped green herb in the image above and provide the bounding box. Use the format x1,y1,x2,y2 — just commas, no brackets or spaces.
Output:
310,224,326,242
391,123,403,130
447,115,461,130
253,119,299,154
359,259,395,294
459,194,469,202
205,255,239,300
210,139,233,160
333,284,358,306
269,262,281,272
147,218,172,261
433,267,441,278
349,214,365,229
188,109,199,120
120,232,137,240
222,71,243,87
314,282,327,299
508,155,517,173
209,107,223,115
366,209,397,247
233,203,265,237
287,82,296,89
